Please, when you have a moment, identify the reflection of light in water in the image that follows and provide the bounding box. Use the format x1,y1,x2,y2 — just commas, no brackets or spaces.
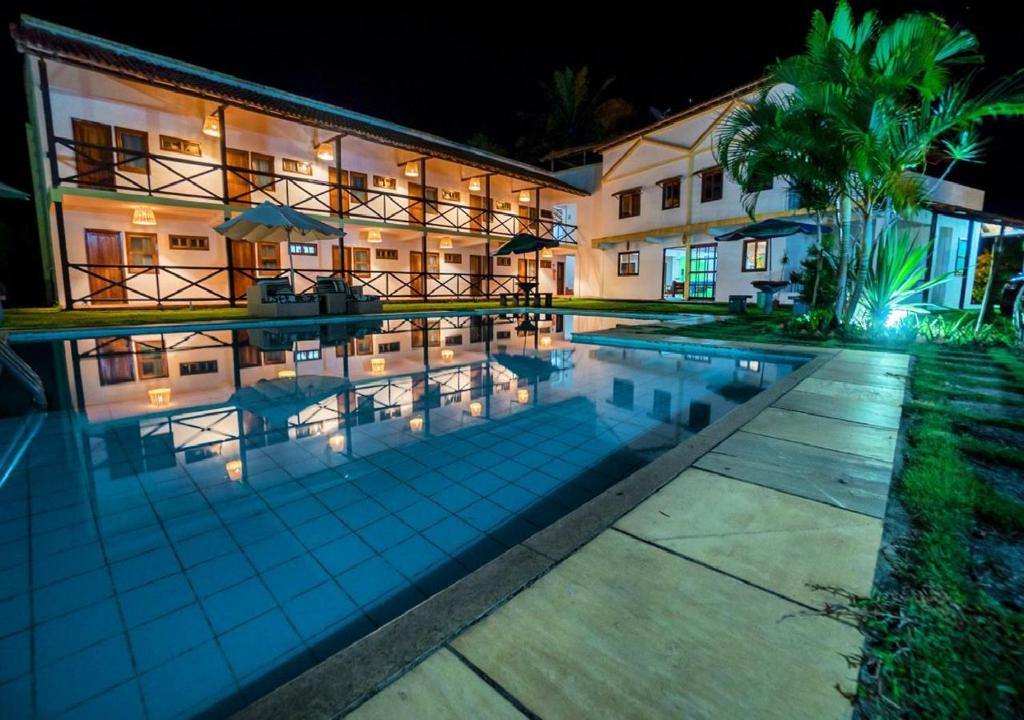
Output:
517,388,529,403
469,401,483,417
225,459,243,480
328,433,346,453
277,369,296,379
147,387,171,407
539,336,552,348
409,417,424,432
370,358,386,374
440,349,454,362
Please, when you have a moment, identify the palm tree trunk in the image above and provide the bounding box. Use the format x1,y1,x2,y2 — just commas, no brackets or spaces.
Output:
975,225,1006,332
810,210,824,307
834,196,852,321
844,210,874,324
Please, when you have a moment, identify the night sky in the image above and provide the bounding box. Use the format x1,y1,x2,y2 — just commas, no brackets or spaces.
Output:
0,2,1021,210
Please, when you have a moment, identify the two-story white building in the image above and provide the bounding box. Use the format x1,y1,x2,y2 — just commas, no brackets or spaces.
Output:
13,16,1020,312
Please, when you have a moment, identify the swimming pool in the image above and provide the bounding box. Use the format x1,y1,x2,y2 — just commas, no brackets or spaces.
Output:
0,311,806,719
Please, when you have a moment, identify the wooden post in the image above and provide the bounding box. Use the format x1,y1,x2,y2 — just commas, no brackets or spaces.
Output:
335,135,346,281
420,158,428,301
54,201,73,310
219,107,237,306
485,174,492,299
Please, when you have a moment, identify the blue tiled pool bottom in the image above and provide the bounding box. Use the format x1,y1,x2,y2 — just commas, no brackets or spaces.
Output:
0,314,804,719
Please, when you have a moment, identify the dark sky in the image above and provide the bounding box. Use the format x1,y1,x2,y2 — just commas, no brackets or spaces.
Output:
1,1,1022,213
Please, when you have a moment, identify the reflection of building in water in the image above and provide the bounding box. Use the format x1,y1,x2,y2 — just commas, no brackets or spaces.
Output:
58,313,795,486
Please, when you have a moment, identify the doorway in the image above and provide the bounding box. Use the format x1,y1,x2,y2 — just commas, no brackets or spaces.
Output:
332,245,353,283
72,119,115,189
231,240,255,298
84,229,126,302
688,244,718,300
469,254,486,296
556,261,566,295
410,251,439,295
225,148,251,204
663,247,687,299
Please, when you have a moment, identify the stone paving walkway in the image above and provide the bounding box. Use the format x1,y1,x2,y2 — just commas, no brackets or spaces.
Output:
342,347,909,719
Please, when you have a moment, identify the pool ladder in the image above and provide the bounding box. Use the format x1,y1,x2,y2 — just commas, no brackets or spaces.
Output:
0,334,47,408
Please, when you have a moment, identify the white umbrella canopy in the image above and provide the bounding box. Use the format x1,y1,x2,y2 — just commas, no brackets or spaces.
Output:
214,202,343,287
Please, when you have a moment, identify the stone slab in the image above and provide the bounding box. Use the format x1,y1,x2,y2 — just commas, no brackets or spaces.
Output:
453,530,862,720
813,362,908,389
615,468,883,606
772,389,903,429
743,407,898,463
346,648,525,719
794,377,905,406
696,431,891,517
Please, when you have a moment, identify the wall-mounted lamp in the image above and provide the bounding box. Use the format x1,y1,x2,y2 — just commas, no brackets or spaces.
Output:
366,230,383,243
468,177,482,192
316,142,335,162
132,207,156,225
439,237,453,249
469,401,483,417
404,161,419,178
147,387,171,407
370,357,386,373
541,247,554,258
409,417,424,432
518,189,532,203
440,349,454,362
202,112,221,138
517,388,529,404
328,433,346,453
225,459,243,481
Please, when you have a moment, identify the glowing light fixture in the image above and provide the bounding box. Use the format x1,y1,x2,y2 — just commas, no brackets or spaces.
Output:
439,237,453,249
404,161,419,178
409,417,424,432
541,247,554,258
468,177,482,192
225,459,243,481
539,336,552,348
370,357,386,374
277,369,297,379
316,142,335,162
440,348,454,362
147,387,171,407
202,113,221,138
518,189,532,203
366,230,383,243
469,401,483,417
517,388,529,404
328,433,346,453
132,207,156,225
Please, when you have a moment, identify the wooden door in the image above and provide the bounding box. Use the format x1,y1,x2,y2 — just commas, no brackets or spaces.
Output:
469,255,486,297
410,251,424,295
331,245,353,282
72,119,115,188
84,230,126,302
97,337,135,385
556,261,565,295
469,194,485,231
225,149,251,204
231,240,255,298
329,168,350,215
408,183,424,225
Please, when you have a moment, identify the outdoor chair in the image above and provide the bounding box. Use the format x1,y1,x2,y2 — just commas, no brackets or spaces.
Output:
246,278,319,318
315,276,383,315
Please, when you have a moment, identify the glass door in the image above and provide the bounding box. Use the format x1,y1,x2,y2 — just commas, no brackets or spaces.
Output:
688,244,718,300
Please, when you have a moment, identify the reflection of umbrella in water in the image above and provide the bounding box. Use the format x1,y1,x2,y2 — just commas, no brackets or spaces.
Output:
230,375,346,426
492,352,556,382
515,316,537,333
708,381,763,402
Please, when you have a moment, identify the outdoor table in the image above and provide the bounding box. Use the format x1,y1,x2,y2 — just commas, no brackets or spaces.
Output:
518,281,538,305
750,280,790,314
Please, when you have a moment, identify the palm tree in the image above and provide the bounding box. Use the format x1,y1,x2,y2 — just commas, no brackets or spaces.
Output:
720,1,1024,324
517,68,634,159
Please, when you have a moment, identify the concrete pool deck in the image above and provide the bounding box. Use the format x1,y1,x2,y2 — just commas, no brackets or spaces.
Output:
240,343,909,720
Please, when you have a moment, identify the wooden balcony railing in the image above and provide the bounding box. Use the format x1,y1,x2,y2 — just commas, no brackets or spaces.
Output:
54,137,578,244
65,262,536,306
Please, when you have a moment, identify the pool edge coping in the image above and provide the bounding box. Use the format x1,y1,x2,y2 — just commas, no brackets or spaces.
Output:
234,338,837,720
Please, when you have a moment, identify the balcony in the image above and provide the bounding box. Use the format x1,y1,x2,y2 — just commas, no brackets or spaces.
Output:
54,136,579,244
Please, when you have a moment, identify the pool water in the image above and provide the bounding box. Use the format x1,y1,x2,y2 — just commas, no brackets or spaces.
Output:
0,312,805,719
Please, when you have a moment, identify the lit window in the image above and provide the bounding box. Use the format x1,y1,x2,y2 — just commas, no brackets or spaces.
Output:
127,233,158,271
288,242,317,256
618,251,639,276
742,239,768,271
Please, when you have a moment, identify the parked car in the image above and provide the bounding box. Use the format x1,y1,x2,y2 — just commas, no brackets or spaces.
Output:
999,271,1024,318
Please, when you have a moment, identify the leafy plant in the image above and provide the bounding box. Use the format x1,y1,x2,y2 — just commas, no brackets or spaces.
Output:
907,313,1015,347
856,230,951,335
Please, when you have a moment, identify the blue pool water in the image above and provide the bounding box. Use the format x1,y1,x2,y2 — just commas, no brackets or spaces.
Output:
0,311,805,719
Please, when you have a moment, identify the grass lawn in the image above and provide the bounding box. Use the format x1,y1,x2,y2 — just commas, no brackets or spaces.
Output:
0,298,728,332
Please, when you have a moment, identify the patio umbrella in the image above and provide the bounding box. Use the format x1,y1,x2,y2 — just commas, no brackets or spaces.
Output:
0,182,29,201
230,374,346,426
710,218,832,242
214,201,342,288
493,233,559,256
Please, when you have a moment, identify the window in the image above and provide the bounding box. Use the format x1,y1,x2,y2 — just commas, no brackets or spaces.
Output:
954,237,969,275
180,360,218,376
352,247,371,278
495,256,511,267
617,188,641,218
737,359,762,371
134,340,168,379
350,172,368,203
288,242,317,256
688,244,718,299
169,235,209,251
126,233,158,272
294,349,321,362
378,341,400,353
497,330,511,340
618,251,639,276
540,259,552,269
354,337,373,355
159,135,201,156
115,127,149,174
787,188,803,210
742,239,769,272
262,350,286,364
375,248,398,260
444,334,463,346
250,153,275,192
700,167,724,203
444,253,462,264
257,242,280,276
373,175,396,189
659,177,681,210
281,158,312,175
